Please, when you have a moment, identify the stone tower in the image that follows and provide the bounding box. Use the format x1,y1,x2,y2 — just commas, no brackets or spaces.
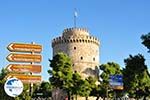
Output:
52,27,100,78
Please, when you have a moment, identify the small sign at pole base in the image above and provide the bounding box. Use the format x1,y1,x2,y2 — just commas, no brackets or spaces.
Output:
4,78,23,97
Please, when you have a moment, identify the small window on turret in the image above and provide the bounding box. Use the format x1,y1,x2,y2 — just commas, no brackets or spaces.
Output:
81,57,83,60
93,57,95,61
74,47,76,50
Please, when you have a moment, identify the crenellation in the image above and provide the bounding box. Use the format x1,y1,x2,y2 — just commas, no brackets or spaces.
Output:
52,35,100,47
52,37,99,46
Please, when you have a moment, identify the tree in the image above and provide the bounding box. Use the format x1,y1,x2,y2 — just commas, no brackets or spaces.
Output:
123,54,150,99
17,83,31,100
40,81,52,97
48,53,93,100
141,33,150,52
99,62,122,99
86,76,98,100
48,52,73,100
0,68,15,100
90,84,101,100
87,73,113,100
78,79,91,100
0,68,8,80
71,71,82,100
33,81,52,99
71,72,92,100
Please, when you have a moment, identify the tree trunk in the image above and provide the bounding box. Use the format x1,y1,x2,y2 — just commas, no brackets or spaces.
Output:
75,94,77,100
143,96,146,100
67,91,70,100
106,87,108,100
104,97,105,100
85,96,88,100
96,96,99,100
71,95,73,100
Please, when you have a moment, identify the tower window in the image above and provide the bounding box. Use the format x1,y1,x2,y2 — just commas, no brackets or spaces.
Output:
81,56,83,60
74,47,76,50
93,57,95,61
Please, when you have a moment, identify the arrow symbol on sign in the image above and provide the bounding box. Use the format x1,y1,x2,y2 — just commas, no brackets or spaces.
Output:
6,54,13,61
6,64,12,71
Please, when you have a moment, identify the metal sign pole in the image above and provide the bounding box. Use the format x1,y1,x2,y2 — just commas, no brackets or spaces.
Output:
30,42,35,97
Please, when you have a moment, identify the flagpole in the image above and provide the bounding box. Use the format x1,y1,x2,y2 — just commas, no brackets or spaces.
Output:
74,8,77,28
74,13,76,28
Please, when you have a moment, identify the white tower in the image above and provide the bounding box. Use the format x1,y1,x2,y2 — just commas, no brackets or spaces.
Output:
52,27,100,78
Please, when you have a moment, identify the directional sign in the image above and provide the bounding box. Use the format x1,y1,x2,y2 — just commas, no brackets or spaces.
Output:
6,64,41,73
109,75,123,90
7,53,42,63
111,86,124,90
5,74,41,83
7,43,42,53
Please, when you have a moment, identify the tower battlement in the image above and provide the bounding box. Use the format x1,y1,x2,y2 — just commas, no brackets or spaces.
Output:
62,27,90,37
63,27,89,33
52,35,100,47
52,27,99,47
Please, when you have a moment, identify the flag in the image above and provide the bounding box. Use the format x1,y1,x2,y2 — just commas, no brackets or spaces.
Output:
74,10,78,17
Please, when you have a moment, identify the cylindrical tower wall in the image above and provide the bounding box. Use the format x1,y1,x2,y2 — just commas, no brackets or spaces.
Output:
52,28,100,78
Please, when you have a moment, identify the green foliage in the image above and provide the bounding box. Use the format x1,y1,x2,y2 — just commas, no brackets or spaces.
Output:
71,71,82,95
78,79,91,97
0,68,15,100
71,72,92,98
99,62,122,98
123,54,150,98
33,81,52,98
48,52,74,100
86,76,102,99
141,32,150,52
0,68,8,80
86,76,96,89
48,52,73,90
16,83,31,100
100,62,122,83
48,53,94,99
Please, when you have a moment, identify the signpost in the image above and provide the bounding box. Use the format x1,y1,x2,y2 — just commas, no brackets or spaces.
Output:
7,43,42,53
7,53,42,63
5,42,42,97
6,64,41,73
109,75,123,99
5,74,41,83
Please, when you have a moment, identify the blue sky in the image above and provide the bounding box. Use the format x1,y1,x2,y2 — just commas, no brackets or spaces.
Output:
0,0,150,81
